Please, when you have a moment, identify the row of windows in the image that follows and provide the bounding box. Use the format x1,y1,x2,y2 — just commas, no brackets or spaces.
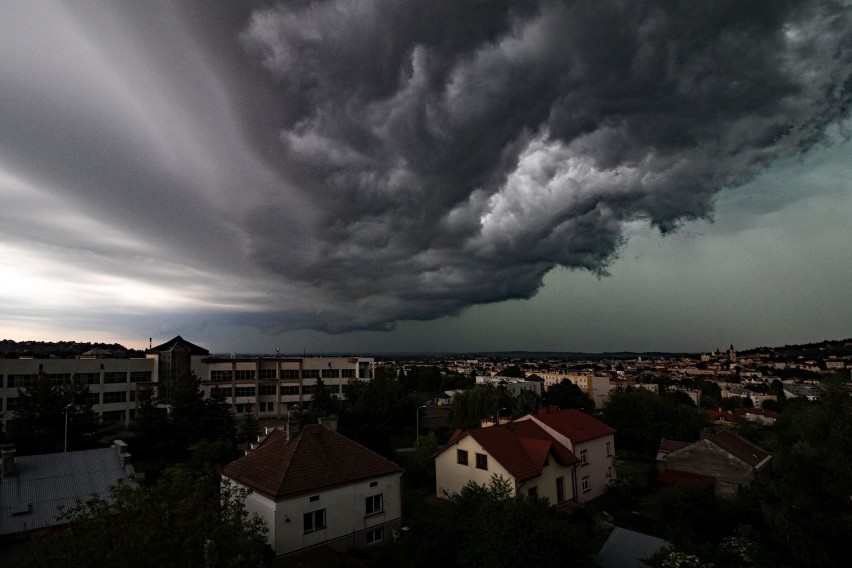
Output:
210,385,342,398
207,368,356,381
456,449,488,470
2,371,151,388
303,492,384,535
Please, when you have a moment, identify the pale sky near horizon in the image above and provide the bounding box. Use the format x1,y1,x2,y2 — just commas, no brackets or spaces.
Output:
1,1,850,354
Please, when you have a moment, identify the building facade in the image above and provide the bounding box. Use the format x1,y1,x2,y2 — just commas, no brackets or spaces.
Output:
0,336,374,427
223,425,403,557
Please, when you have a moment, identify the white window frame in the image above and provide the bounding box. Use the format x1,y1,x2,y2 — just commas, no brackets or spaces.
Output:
581,475,590,493
303,509,326,533
365,494,383,516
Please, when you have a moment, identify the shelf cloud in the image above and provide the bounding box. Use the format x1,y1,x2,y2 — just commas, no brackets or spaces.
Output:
1,1,850,339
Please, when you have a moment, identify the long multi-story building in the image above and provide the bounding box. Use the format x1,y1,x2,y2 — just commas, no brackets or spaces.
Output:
0,336,374,427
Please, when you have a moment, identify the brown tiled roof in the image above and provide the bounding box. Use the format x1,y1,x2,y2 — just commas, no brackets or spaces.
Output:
442,421,579,482
146,335,209,355
659,439,690,454
222,425,402,500
657,469,715,486
530,408,616,443
708,430,771,470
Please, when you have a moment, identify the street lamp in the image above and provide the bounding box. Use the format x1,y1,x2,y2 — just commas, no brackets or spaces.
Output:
64,403,73,453
495,407,508,425
415,404,428,442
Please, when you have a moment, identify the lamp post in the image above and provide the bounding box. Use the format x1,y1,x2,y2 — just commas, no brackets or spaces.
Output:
415,404,427,443
495,406,508,425
64,403,72,453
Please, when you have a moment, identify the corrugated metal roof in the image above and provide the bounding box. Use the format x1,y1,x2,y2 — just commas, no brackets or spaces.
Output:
0,446,134,535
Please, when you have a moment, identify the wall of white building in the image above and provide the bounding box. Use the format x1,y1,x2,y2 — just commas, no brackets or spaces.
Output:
228,471,402,557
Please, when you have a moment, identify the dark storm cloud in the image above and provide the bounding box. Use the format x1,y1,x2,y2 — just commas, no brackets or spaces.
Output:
237,0,852,331
1,1,850,339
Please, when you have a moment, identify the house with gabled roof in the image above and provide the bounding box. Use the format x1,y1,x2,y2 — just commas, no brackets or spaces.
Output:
434,407,616,504
656,429,771,499
222,424,403,558
515,406,617,502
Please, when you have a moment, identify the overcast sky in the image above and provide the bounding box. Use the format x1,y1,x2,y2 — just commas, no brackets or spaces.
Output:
1,1,850,354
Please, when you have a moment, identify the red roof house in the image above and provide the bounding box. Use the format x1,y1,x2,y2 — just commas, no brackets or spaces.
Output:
435,408,616,504
223,424,403,558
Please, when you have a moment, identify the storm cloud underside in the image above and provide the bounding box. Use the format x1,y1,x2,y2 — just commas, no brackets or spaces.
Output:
1,0,851,338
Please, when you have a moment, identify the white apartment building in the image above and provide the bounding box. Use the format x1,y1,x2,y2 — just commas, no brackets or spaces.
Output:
533,372,613,408
0,336,374,427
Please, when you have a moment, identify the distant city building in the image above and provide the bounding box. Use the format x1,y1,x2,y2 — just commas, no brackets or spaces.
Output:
0,335,374,427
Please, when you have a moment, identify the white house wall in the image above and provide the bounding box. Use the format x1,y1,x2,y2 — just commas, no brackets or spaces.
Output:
435,435,514,499
229,472,402,557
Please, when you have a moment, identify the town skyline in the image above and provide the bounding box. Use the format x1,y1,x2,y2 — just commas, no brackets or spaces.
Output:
2,2,851,355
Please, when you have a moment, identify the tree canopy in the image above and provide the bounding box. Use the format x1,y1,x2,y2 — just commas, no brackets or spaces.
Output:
22,465,273,568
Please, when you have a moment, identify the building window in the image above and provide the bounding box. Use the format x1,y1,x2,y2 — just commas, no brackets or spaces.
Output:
556,477,565,503
76,372,100,385
280,385,299,396
259,385,276,396
47,373,71,382
258,401,274,412
606,442,612,457
527,487,538,498
84,393,101,405
6,374,36,388
475,453,488,470
211,370,232,382
103,372,126,384
581,475,590,493
366,494,383,516
235,370,255,381
579,448,588,465
341,369,355,378
366,527,383,545
303,369,320,379
130,371,152,382
235,386,256,397
457,449,468,465
303,509,326,533
322,368,339,379
103,391,126,404
302,385,316,395
281,370,300,379
101,410,125,423
259,369,277,379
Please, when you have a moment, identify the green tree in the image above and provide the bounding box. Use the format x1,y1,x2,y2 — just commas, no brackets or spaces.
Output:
235,412,260,445
339,373,412,456
448,476,590,568
543,380,595,412
603,389,705,456
7,373,100,454
511,389,541,417
450,384,511,429
23,465,273,568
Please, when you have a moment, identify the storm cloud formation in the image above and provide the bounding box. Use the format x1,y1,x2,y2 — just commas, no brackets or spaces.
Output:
1,1,851,338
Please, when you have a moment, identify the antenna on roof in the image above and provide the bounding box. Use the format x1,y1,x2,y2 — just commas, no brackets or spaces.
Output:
149,337,152,349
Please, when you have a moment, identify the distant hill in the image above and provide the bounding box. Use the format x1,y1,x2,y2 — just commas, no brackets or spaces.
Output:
741,338,852,361
0,339,144,359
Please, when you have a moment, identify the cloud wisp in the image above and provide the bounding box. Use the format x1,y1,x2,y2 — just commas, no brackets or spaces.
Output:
1,1,850,339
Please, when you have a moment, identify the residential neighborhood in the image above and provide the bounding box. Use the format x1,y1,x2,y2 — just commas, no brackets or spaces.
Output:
0,335,850,567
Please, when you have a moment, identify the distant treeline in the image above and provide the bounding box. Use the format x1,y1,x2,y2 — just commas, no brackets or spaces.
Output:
741,337,852,361
0,339,144,359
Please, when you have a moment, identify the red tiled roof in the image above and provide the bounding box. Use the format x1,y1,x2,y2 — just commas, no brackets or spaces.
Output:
659,439,690,454
440,421,580,482
530,408,616,442
222,425,402,500
708,430,771,470
658,468,715,486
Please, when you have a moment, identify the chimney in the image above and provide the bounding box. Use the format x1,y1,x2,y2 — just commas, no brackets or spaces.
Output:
1,444,16,477
285,419,301,439
113,440,132,465
318,416,338,432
